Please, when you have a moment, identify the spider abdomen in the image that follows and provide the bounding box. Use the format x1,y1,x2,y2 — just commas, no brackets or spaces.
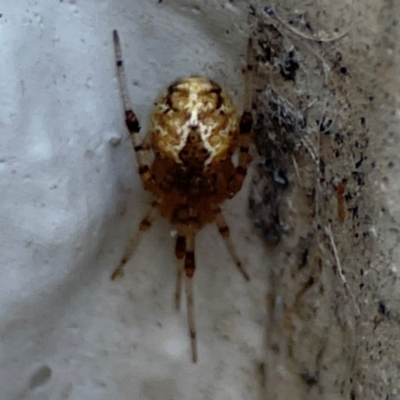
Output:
150,76,239,169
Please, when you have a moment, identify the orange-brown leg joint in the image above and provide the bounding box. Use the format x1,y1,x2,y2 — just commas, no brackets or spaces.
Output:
184,252,195,278
175,235,186,260
218,225,230,238
228,170,246,197
138,165,155,189
125,110,141,133
139,218,152,231
239,146,252,166
239,111,253,134
238,111,253,170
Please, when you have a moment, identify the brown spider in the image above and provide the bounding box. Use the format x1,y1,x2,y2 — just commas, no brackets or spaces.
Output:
112,30,254,363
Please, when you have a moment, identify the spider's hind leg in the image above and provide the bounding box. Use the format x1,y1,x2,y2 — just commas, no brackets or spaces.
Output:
174,228,199,363
214,206,250,281
111,200,159,280
183,231,198,363
174,234,185,310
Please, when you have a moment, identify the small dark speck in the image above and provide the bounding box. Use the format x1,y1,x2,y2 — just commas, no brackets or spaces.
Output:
378,301,389,316
340,66,347,74
299,248,309,268
369,96,374,101
359,283,365,289
264,6,274,16
300,371,318,385
344,193,353,201
350,206,359,219
29,365,52,390
158,0,163,3
352,171,365,186
388,161,394,168
355,153,365,168
257,362,266,386
305,22,313,31
0,13,3,18
116,60,123,67
335,133,344,144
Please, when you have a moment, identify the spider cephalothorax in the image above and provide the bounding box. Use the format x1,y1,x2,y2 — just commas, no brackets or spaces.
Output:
112,30,254,363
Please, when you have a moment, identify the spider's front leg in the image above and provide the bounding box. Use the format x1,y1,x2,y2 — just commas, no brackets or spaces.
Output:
113,30,154,189
228,110,253,196
229,38,254,196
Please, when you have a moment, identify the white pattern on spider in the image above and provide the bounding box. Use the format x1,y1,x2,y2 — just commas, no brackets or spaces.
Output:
112,30,254,363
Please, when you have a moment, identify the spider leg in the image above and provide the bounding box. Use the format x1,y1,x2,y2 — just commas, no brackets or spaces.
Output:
174,234,185,310
111,200,159,280
244,38,254,112
229,39,254,196
228,110,252,196
113,30,153,188
183,230,197,363
214,206,250,281
171,202,198,362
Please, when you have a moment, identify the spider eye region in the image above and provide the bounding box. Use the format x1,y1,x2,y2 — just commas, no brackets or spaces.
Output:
150,76,239,168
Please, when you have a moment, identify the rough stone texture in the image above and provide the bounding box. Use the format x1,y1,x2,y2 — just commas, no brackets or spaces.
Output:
249,0,400,399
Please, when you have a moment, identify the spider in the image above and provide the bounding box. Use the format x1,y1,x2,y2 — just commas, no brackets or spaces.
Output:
112,30,254,363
